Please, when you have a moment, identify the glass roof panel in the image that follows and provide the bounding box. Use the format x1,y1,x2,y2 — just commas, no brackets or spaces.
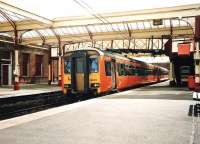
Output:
94,26,102,32
38,29,54,36
54,28,63,35
22,30,39,38
77,26,87,33
115,23,125,31
0,33,11,37
0,15,7,22
46,29,54,36
66,27,74,34
164,19,170,27
129,23,138,29
137,22,145,29
143,21,151,29
23,32,32,38
0,9,29,22
172,19,180,27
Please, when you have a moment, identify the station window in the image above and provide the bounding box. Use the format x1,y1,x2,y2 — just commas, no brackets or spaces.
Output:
64,59,71,74
89,57,98,73
22,53,30,76
105,61,111,76
35,55,43,76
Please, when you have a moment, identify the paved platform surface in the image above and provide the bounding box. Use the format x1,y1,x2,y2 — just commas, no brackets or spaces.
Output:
0,81,199,144
0,84,61,98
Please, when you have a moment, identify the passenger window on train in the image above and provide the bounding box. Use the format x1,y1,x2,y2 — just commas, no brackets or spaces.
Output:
117,64,122,76
125,65,131,76
64,60,71,74
122,64,126,75
130,66,135,75
105,61,111,76
117,64,126,76
89,57,98,73
136,68,145,76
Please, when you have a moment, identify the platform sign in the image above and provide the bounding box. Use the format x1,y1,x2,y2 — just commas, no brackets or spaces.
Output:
153,19,163,26
178,43,191,56
51,48,58,57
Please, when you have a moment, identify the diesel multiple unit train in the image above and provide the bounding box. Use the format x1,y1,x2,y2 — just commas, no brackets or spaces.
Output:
62,48,168,95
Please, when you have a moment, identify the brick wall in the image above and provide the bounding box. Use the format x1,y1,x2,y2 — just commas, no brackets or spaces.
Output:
19,47,49,84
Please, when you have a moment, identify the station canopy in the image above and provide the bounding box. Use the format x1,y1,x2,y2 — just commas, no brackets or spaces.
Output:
0,1,199,49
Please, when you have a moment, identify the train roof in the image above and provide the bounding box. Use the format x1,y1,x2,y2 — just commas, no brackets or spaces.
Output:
65,47,105,56
65,47,168,71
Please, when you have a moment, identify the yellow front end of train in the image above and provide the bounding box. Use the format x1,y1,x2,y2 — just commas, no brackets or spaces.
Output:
62,50,101,95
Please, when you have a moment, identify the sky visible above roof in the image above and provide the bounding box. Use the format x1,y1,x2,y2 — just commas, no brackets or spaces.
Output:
2,0,200,19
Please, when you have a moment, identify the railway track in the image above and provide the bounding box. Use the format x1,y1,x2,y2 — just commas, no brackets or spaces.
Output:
0,91,77,120
0,81,166,121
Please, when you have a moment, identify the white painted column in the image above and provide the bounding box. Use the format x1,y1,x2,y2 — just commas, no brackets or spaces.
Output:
13,50,20,90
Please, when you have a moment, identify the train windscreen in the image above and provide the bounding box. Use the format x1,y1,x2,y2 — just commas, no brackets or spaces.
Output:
64,59,71,74
89,56,98,73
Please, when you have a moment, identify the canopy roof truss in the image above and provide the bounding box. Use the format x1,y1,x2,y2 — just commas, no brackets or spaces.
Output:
0,1,199,49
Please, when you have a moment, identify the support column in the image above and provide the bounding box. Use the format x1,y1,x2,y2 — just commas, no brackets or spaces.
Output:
110,40,114,49
48,46,52,85
194,42,200,88
57,41,64,87
169,60,176,86
58,49,62,86
194,16,200,90
13,49,20,90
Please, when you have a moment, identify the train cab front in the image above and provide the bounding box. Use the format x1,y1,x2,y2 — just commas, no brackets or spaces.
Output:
63,50,100,96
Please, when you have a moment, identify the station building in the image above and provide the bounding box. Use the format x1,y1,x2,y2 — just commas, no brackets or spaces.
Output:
0,38,57,86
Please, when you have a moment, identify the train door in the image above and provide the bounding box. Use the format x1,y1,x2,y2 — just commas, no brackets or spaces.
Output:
75,57,84,91
71,51,89,93
111,59,116,89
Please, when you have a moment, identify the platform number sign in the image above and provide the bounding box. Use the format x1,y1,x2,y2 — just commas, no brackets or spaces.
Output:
153,19,163,26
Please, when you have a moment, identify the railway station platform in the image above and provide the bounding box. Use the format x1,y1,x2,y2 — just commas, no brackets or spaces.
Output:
0,81,199,144
0,84,63,119
0,84,61,98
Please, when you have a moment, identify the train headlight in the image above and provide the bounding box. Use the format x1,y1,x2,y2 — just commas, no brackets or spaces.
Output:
64,84,71,88
91,83,100,88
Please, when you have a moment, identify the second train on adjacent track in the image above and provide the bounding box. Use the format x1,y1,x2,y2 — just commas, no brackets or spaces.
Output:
62,48,168,95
